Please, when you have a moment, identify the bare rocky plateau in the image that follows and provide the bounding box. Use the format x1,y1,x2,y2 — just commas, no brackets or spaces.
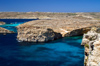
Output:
17,15,100,42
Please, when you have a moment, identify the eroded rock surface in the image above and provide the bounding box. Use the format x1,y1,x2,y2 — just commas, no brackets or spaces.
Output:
81,27,100,66
17,17,100,42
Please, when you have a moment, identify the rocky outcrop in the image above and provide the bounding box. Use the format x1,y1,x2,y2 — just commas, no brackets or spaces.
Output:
17,27,62,42
65,27,91,37
17,17,100,42
81,27,100,66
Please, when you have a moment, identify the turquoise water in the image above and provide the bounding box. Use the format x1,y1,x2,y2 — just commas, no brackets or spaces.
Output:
0,24,20,27
0,23,21,32
0,19,84,66
0,19,37,32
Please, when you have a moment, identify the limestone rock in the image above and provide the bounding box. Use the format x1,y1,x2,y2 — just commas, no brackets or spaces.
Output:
81,39,90,45
17,18,100,42
81,27,100,66
65,28,91,37
17,26,62,42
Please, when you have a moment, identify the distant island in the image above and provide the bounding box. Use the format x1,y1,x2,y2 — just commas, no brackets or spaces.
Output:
0,12,100,19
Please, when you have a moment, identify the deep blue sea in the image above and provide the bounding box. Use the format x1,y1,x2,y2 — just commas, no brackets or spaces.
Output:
0,19,84,66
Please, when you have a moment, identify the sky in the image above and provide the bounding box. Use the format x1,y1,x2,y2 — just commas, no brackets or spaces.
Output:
0,0,100,12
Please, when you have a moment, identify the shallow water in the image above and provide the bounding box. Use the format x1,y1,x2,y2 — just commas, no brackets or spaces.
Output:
0,19,84,66
0,19,37,32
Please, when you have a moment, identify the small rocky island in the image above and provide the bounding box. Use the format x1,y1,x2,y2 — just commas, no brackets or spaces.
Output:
0,21,14,34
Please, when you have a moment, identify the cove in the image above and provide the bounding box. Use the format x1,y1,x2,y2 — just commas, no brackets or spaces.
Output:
0,19,84,66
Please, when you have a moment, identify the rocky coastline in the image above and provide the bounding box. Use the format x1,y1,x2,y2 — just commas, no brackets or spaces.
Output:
17,16,100,42
16,15,100,66
81,27,100,66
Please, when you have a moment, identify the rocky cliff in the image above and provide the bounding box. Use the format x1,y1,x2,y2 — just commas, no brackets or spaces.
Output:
81,27,100,66
17,16,100,42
